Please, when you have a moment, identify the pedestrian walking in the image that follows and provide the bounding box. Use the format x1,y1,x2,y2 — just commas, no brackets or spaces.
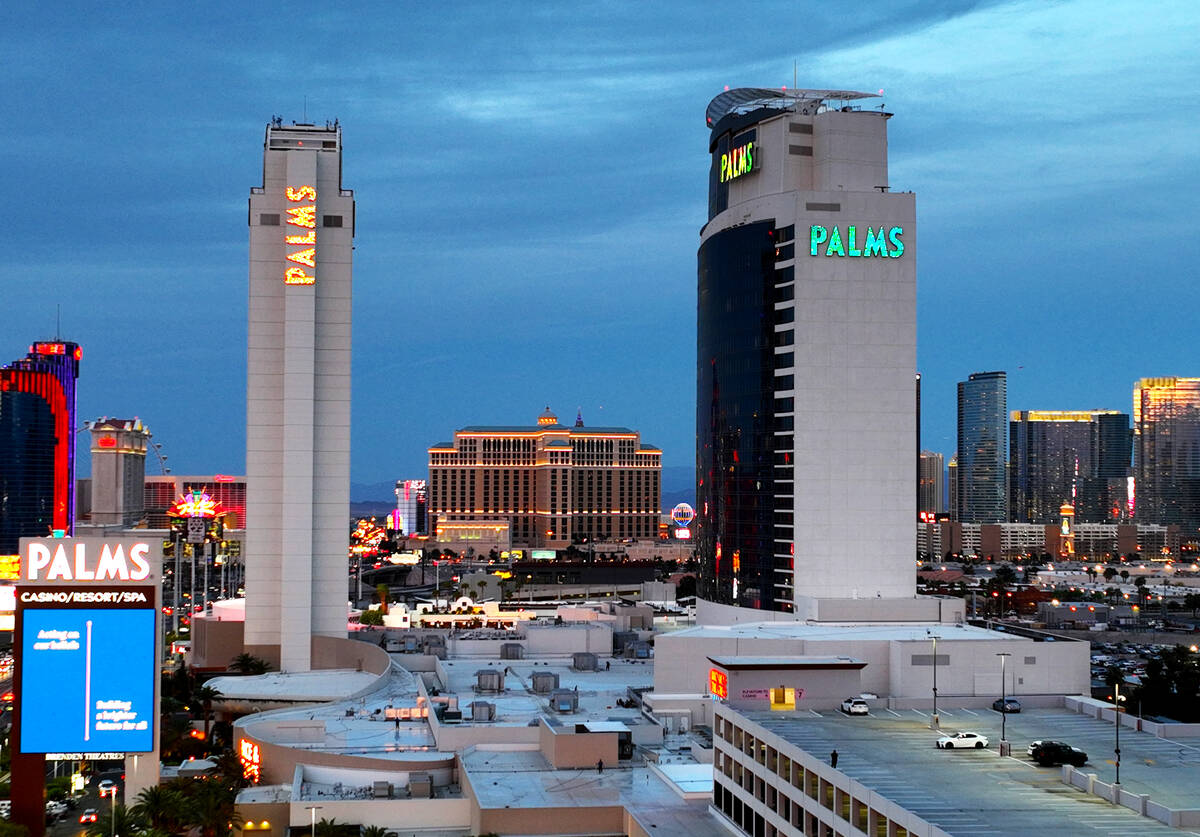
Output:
830,750,838,768
597,759,604,774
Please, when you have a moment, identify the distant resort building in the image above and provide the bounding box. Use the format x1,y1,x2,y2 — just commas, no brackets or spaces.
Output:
428,408,661,549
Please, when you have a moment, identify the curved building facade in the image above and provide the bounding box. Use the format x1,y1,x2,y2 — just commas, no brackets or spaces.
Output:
697,88,916,612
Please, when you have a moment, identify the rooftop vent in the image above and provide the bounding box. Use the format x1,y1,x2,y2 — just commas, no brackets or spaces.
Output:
475,668,505,693
501,643,525,660
470,701,496,722
549,689,579,714
531,671,560,694
408,773,432,798
571,652,599,672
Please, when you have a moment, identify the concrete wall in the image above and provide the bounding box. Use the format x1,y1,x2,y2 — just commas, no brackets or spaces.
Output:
233,720,454,786
887,637,1089,699
460,766,627,837
312,634,391,677
654,630,1090,702
698,596,963,626
524,623,613,655
723,667,862,712
537,719,619,769
286,797,470,831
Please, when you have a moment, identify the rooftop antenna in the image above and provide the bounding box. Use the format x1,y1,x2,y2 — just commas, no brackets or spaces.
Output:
55,304,61,340
793,60,797,91
303,96,307,123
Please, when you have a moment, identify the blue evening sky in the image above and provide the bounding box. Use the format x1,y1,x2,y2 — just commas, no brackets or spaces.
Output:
3,1,1197,493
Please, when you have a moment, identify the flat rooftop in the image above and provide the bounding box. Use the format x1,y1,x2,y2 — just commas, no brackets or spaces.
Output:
672,621,1019,642
236,666,438,758
738,706,1200,836
462,748,723,837
439,657,654,725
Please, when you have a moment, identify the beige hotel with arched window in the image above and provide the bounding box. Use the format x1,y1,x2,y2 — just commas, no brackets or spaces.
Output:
428,408,661,548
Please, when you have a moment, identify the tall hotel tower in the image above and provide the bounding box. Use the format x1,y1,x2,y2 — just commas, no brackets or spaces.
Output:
244,121,354,671
697,88,916,614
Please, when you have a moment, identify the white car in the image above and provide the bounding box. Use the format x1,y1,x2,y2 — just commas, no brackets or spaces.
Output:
840,698,869,715
937,731,989,749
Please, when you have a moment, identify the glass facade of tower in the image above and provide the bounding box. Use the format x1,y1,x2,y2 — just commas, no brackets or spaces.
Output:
1134,378,1200,531
1009,411,1129,524
957,371,1007,523
0,341,80,552
697,220,778,608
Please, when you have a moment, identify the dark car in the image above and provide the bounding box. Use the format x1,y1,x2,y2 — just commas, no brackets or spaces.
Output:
1031,741,1087,767
992,697,1021,713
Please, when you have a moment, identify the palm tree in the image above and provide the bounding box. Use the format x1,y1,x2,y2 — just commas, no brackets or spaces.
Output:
184,777,242,837
85,803,142,837
1103,567,1117,583
229,653,270,674
195,684,223,740
132,785,186,833
361,826,393,837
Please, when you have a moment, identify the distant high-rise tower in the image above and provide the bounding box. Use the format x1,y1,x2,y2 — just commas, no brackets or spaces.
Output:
1134,377,1200,530
1009,410,1129,524
393,479,427,536
947,456,958,520
918,451,945,516
86,418,150,527
957,372,1007,523
244,121,355,672
0,340,80,552
696,87,916,612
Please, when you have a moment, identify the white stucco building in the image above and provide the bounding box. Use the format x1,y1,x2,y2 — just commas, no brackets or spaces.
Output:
698,88,916,615
244,120,355,671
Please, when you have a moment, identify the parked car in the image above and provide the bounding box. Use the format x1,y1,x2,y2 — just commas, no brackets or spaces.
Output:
1031,741,1088,767
79,809,99,824
937,731,989,749
840,698,869,716
992,697,1021,713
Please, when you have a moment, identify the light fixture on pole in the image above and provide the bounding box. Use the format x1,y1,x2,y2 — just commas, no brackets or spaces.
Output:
929,633,941,730
996,652,1012,755
1114,682,1126,786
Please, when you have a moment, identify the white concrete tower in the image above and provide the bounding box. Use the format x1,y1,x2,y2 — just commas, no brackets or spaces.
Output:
244,121,354,671
697,89,916,617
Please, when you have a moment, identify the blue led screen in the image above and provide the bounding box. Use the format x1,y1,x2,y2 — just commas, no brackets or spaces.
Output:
19,607,155,753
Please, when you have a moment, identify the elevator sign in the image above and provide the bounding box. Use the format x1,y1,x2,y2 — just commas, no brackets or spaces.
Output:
284,184,317,285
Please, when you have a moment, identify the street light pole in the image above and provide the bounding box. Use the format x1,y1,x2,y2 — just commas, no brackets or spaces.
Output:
997,652,1012,755
110,788,117,837
930,634,941,730
1114,682,1125,785
306,805,322,837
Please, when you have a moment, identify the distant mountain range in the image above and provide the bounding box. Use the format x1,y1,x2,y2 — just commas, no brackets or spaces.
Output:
350,464,695,515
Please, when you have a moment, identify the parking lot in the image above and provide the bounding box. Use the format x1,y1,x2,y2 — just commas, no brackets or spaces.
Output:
748,706,1200,836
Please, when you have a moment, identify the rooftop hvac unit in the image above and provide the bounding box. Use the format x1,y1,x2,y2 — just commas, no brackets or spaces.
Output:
612,631,637,653
571,652,599,672
372,781,392,799
470,701,496,722
625,641,651,659
441,709,462,724
501,642,525,660
408,773,432,798
549,688,579,714
474,668,505,693
531,671,560,694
